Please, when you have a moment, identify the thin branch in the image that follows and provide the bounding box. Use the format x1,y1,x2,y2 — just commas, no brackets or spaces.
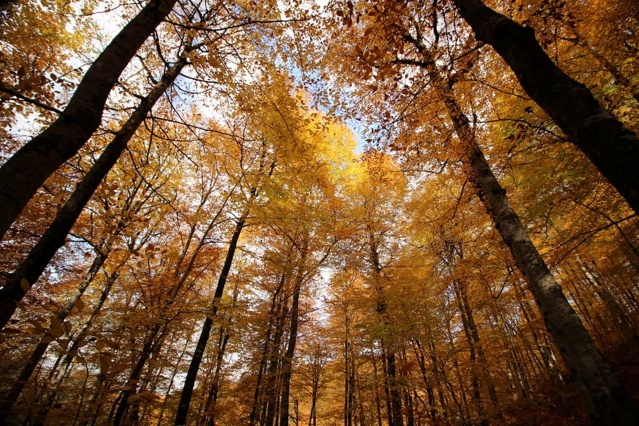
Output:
0,87,65,115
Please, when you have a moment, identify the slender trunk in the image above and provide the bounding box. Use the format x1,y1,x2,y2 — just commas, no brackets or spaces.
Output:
0,246,108,416
452,279,488,426
112,323,166,426
370,346,383,426
445,312,469,424
0,56,188,330
0,0,178,240
367,230,403,426
200,285,238,426
279,276,302,426
451,0,639,215
411,339,437,421
264,307,285,426
428,338,450,424
34,260,124,426
174,210,247,425
249,275,285,426
344,337,355,426
203,327,230,426
577,260,636,344
385,351,403,426
156,337,190,426
458,84,637,426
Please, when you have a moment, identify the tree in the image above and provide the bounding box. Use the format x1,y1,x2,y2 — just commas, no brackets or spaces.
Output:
451,0,639,214
0,0,178,240
0,43,191,330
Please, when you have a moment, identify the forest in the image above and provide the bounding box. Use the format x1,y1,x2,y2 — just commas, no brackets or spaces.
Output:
0,0,638,425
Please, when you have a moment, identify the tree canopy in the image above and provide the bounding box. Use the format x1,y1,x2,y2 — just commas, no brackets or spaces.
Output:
1,0,638,425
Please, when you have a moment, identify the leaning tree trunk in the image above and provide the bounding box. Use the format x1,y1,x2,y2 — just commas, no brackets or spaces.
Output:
451,0,639,214
571,30,639,104
0,55,188,330
0,246,108,417
400,30,639,425
174,210,248,426
34,255,127,426
0,0,178,241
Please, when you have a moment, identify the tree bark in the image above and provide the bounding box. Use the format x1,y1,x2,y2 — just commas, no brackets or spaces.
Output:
367,230,403,426
456,81,638,426
0,0,178,241
451,0,639,214
112,322,166,426
571,31,639,104
0,246,109,417
401,31,639,425
0,56,188,330
249,273,286,426
279,241,308,426
174,211,248,425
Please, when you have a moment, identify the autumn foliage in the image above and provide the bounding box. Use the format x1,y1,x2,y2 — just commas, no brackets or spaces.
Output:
1,0,639,425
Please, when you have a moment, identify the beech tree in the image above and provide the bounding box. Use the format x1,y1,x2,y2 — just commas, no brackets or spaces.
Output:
0,0,178,240
450,0,639,214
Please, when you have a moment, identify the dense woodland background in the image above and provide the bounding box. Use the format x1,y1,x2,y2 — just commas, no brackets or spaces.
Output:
1,0,639,425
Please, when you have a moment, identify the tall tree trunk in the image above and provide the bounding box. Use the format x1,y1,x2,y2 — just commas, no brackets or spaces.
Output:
174,207,249,425
112,322,167,426
0,245,109,416
411,339,437,421
200,284,238,426
249,273,286,426
452,278,488,426
367,230,403,426
401,32,639,424
156,337,190,426
202,326,230,426
264,298,287,426
0,55,188,330
0,0,178,240
279,242,308,426
34,256,127,426
451,0,639,214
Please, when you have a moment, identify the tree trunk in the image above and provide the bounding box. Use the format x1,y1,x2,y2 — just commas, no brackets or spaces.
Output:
452,278,488,426
279,242,308,426
0,55,188,330
451,0,639,214
249,273,286,426
367,230,403,426
112,323,166,426
264,298,287,426
174,208,248,425
571,30,639,104
458,83,638,426
401,32,639,424
0,246,109,416
34,257,126,426
199,285,238,426
0,0,178,240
